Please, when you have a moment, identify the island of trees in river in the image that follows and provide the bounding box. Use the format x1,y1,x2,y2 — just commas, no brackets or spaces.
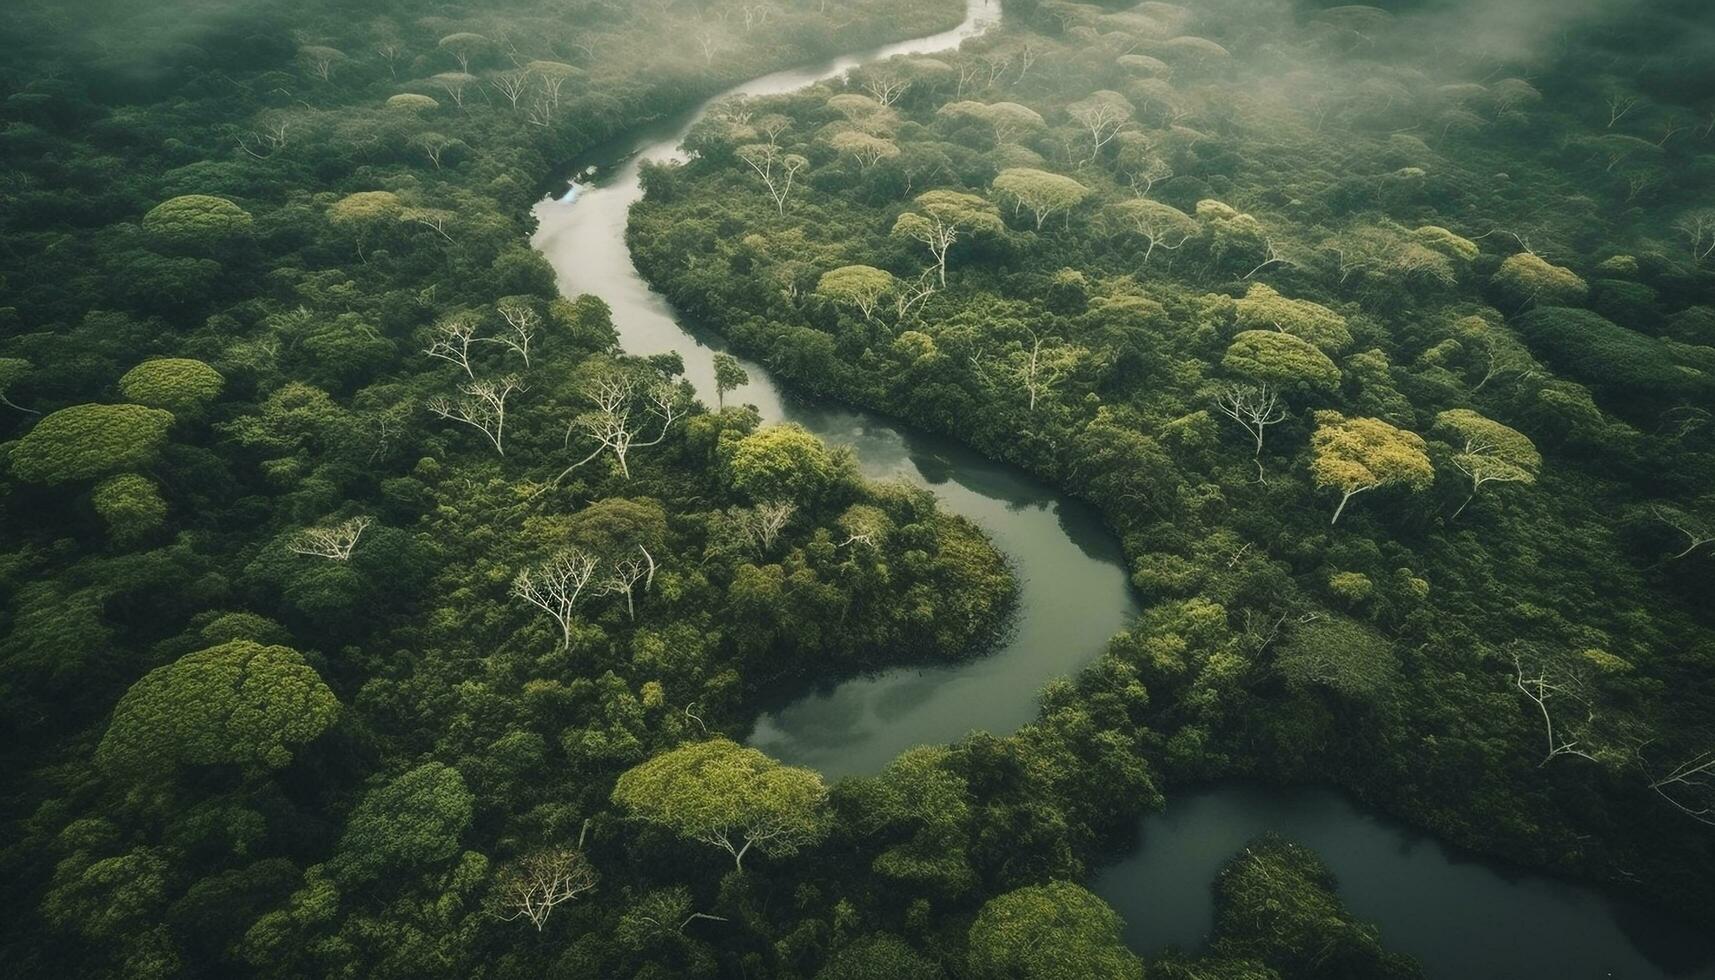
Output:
1,0,1712,977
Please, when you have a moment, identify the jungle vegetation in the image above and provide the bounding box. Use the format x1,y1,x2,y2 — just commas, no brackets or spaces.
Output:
2,0,1713,977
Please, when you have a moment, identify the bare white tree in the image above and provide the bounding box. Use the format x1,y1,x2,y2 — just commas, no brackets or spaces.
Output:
492,847,598,931
861,68,910,106
1647,750,1715,826
737,144,809,216
1242,237,1291,279
1213,383,1288,482
428,375,523,455
1126,156,1173,197
490,69,531,111
236,118,291,159
412,132,456,170
732,501,796,558
1650,504,1714,560
288,516,374,560
1068,95,1131,163
895,212,958,287
511,548,598,649
1606,93,1640,128
424,314,481,378
600,547,652,620
972,331,1080,411
400,207,456,244
435,72,476,109
491,300,540,366
892,269,938,320
553,374,685,483
374,41,403,78
1675,208,1715,267
1512,648,1599,766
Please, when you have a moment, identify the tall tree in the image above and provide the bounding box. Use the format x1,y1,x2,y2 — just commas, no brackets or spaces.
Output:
1310,411,1434,524
1434,409,1541,519
966,882,1143,980
611,738,829,870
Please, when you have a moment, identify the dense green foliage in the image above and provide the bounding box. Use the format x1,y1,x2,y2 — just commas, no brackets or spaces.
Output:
630,0,1715,941
5,0,1714,976
0,1,1076,977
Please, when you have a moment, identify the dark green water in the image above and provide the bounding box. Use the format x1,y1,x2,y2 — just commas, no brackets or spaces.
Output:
529,2,1715,974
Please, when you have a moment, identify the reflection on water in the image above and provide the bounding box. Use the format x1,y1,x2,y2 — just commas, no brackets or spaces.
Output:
1092,785,1715,980
531,0,1135,780
527,1,1712,972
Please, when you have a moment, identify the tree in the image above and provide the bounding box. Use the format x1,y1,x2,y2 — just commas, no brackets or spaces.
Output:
1220,330,1341,393
713,352,749,410
91,473,167,545
433,72,478,109
97,640,339,777
737,144,809,216
1490,252,1587,310
600,548,652,620
1310,411,1434,524
328,190,403,256
1210,835,1421,979
830,130,900,170
730,501,797,558
141,195,253,251
891,190,1003,286
334,762,474,881
297,45,344,81
489,69,531,111
10,403,174,484
428,375,524,455
1066,90,1133,162
611,738,829,870
725,423,842,503
437,32,491,72
556,371,685,481
817,265,896,321
1646,502,1715,561
967,882,1143,980
490,847,598,931
511,548,599,649
860,66,910,106
386,93,439,112
1675,208,1715,266
0,358,38,414
1212,383,1287,481
1646,750,1715,827
816,934,941,980
493,297,541,366
992,168,1090,230
1234,283,1351,352
424,313,482,377
1510,646,1606,766
1107,198,1196,264
971,330,1084,411
411,131,459,170
118,358,224,414
288,516,375,561
42,848,171,942
1434,409,1541,519
1275,616,1397,701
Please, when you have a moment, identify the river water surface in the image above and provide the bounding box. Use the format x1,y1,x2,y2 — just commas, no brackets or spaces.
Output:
529,2,1714,975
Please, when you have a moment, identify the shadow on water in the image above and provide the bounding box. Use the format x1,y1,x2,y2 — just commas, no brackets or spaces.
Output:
528,0,1713,972
1091,784,1715,980
530,0,1136,781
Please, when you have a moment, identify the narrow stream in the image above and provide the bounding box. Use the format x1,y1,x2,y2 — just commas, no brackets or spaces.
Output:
528,1,1715,975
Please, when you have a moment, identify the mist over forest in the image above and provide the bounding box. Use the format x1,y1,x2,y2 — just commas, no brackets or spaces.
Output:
2,0,1713,978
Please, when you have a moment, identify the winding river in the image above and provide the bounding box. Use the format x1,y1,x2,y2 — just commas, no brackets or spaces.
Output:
529,1,1715,975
